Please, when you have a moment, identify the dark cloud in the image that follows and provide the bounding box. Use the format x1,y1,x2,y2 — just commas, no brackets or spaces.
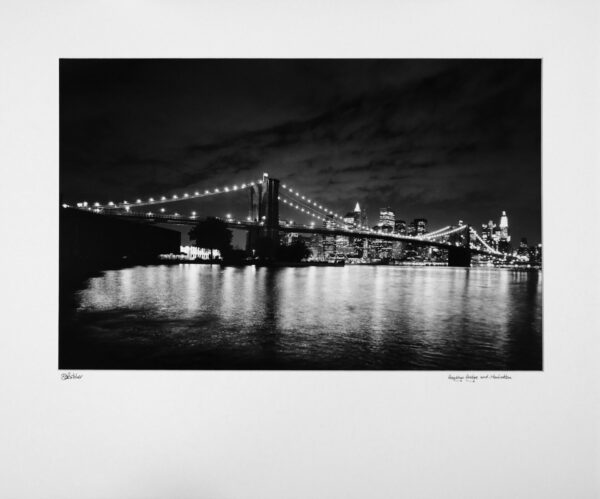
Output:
60,59,541,244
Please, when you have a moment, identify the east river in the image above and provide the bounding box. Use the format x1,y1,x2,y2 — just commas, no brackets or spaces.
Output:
60,264,542,370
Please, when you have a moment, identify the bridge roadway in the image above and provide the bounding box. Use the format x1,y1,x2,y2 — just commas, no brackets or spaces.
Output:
101,210,493,255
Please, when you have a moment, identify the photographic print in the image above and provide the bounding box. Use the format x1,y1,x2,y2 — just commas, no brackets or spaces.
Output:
59,59,542,370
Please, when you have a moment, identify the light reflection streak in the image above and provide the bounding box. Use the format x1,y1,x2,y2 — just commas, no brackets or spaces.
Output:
72,265,542,369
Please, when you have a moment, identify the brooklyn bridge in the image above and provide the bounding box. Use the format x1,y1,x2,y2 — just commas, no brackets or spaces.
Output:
62,173,505,267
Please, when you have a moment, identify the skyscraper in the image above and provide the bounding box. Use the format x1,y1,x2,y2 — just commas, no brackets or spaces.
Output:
323,214,337,258
499,211,510,240
480,220,495,247
354,202,367,227
343,212,356,228
498,210,511,253
379,207,395,231
411,218,428,235
393,219,405,235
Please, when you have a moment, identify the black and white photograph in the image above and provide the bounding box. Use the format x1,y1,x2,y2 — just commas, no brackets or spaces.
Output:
2,2,599,498
60,59,542,370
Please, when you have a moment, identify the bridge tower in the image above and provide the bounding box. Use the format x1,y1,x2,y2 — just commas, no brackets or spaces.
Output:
247,173,280,256
447,224,471,267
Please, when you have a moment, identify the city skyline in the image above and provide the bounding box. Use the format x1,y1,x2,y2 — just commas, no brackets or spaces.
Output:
60,59,542,245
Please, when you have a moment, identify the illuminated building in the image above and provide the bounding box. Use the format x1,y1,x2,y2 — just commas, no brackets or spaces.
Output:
371,207,394,259
379,207,395,231
498,210,511,253
516,237,530,261
307,234,324,261
340,202,367,258
409,218,428,236
499,210,509,235
395,219,407,235
179,246,221,260
354,202,368,227
323,214,337,258
343,212,356,228
481,220,496,246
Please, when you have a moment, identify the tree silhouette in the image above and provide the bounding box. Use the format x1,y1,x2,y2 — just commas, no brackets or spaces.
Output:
255,236,279,261
188,217,233,260
277,239,311,262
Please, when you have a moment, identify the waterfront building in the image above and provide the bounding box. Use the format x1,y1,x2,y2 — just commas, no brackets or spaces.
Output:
180,245,221,260
307,234,325,261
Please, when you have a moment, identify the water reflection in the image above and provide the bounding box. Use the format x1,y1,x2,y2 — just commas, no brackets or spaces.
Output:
69,265,542,370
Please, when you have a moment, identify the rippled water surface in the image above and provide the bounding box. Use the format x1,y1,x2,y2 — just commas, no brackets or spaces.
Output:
63,264,542,369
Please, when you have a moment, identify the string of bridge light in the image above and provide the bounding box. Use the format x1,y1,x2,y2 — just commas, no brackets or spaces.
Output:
72,178,264,211
470,229,503,255
279,193,340,223
425,225,468,239
280,183,343,220
422,225,452,239
279,199,443,240
279,195,341,225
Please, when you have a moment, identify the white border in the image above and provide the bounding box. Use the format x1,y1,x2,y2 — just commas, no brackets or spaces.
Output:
1,1,599,498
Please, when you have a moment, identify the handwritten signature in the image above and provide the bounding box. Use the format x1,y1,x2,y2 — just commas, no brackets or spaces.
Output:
61,372,83,381
448,374,512,383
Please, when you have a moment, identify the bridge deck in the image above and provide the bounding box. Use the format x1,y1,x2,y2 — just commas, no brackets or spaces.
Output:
85,210,494,255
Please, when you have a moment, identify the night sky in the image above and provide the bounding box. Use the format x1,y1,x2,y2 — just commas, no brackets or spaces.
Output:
60,59,541,246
